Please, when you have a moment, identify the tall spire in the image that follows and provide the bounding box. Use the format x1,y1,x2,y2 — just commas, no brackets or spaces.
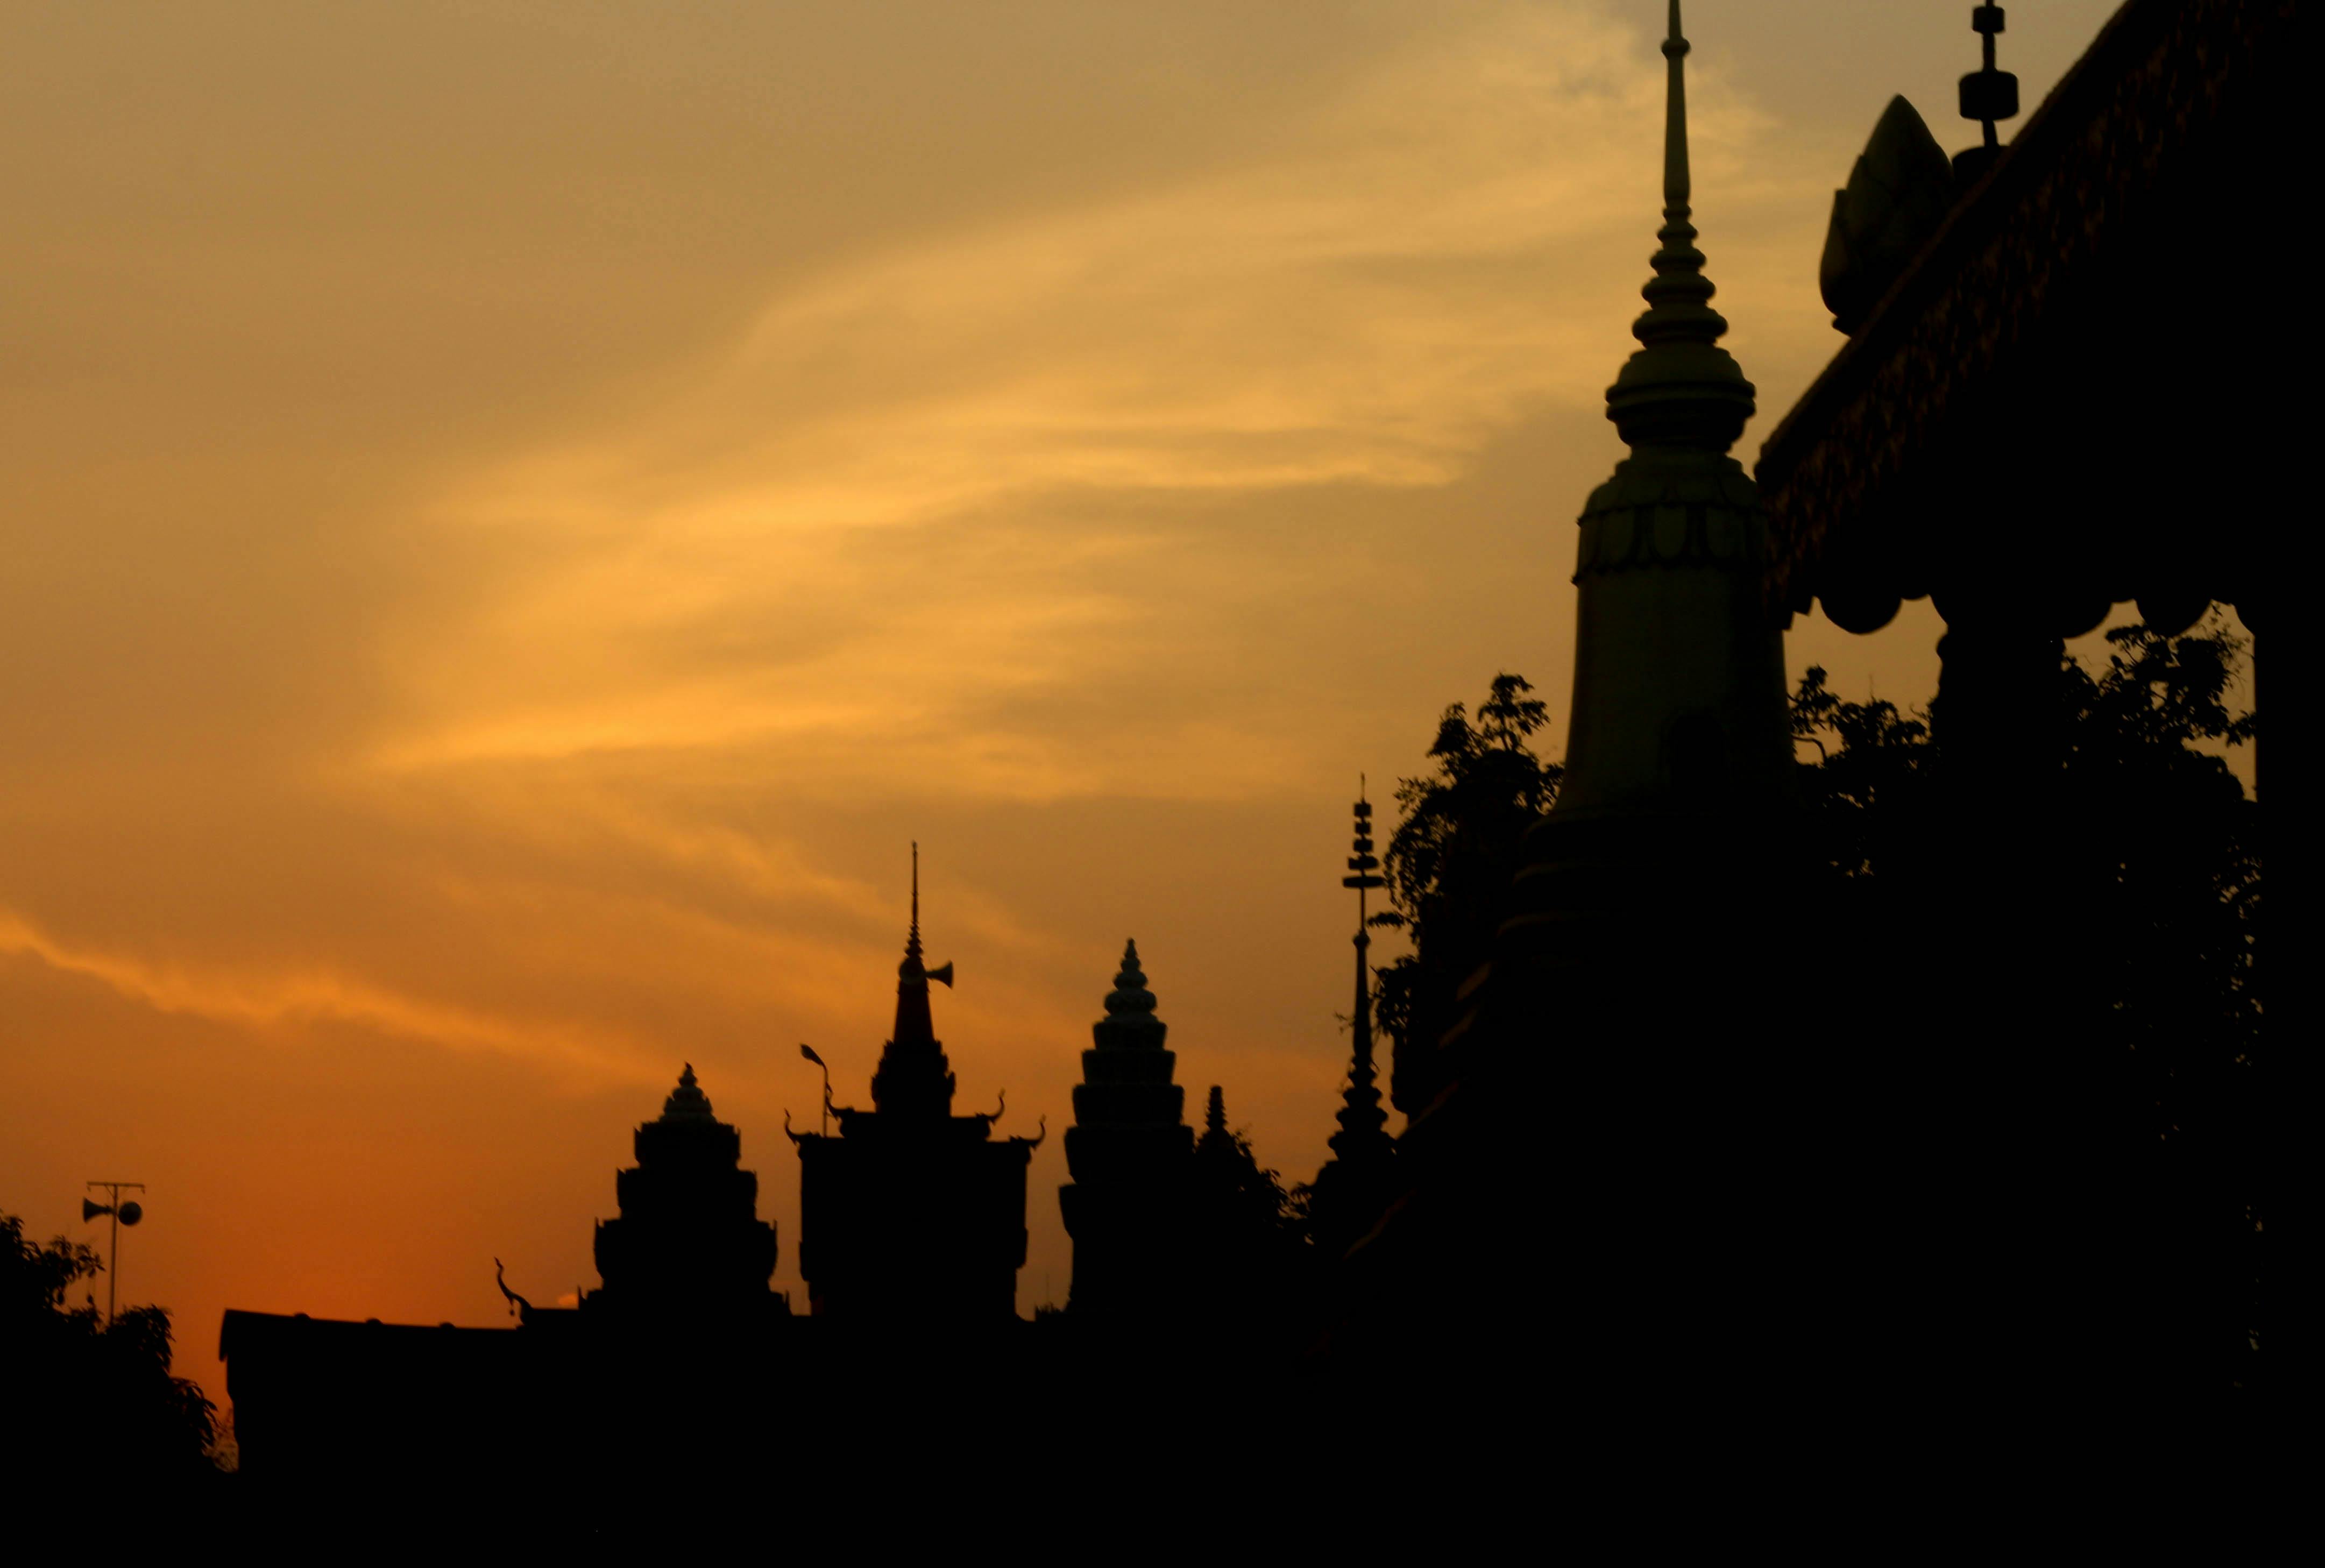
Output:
1605,1,1755,451
873,842,955,1115
892,841,933,1048
1331,784,1390,1160
1531,0,1788,817
906,840,923,962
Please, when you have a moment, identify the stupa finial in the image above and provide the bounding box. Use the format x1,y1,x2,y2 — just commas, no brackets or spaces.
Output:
1206,1085,1227,1138
1604,0,1755,451
1631,1,1719,348
661,1063,716,1121
1092,939,1166,1051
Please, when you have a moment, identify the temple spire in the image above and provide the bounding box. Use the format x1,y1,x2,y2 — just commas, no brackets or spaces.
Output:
1605,0,1754,450
906,840,923,964
1330,785,1390,1161
1633,0,1719,345
874,843,955,1114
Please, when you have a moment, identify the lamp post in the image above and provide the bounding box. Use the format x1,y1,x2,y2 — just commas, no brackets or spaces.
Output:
81,1181,145,1328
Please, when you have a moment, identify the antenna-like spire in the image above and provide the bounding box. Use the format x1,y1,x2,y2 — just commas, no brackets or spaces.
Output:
909,840,922,955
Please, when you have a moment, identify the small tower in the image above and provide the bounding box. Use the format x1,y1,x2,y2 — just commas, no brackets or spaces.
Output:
1307,786,1399,1259
791,847,1041,1324
590,1064,779,1323
1059,940,1193,1319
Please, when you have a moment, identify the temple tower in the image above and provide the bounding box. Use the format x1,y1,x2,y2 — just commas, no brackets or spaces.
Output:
589,1065,779,1323
792,849,1040,1323
1366,2,1803,1393
1059,940,1192,1318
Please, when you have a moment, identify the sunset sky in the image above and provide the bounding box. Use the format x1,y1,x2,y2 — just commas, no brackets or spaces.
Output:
4,2,2133,1406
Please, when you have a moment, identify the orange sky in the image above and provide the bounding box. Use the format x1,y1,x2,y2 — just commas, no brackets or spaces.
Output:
3,2,2140,1409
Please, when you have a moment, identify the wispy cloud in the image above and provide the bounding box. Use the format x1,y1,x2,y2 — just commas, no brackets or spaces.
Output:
0,906,641,1079
368,6,1784,792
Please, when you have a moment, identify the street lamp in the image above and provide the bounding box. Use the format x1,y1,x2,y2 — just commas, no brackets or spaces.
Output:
81,1181,145,1328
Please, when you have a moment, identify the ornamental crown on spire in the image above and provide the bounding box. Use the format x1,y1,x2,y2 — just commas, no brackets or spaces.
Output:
1091,939,1166,1051
661,1063,717,1122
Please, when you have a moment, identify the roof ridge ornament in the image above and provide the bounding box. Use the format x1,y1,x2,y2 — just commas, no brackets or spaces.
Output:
1955,5,2021,180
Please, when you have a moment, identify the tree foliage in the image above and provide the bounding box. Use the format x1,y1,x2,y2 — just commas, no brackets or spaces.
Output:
1379,620,2259,1136
1,1210,220,1485
1370,673,1562,1113
1788,614,2259,1075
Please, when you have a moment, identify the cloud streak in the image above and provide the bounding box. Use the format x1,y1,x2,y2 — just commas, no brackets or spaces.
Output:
0,906,641,1080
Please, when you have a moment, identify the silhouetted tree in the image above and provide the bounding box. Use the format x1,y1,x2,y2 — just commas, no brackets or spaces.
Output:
1371,673,1561,1114
1381,628,2259,1344
1789,615,2258,1066
1792,614,2259,1377
1,1210,219,1486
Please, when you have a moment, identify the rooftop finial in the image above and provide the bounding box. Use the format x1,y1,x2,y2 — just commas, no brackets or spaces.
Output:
1663,2,1689,210
661,1063,716,1121
1631,0,1720,350
877,845,953,1109
1091,939,1166,1050
1206,1085,1227,1138
1955,6,2020,177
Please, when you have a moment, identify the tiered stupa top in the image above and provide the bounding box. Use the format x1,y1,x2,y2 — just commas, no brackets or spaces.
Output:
1072,941,1183,1130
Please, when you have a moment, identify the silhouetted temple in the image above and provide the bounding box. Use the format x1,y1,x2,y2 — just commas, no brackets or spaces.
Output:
1348,3,1803,1396
587,1065,779,1325
1059,941,1190,1319
206,2,2273,1515
790,860,1039,1322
